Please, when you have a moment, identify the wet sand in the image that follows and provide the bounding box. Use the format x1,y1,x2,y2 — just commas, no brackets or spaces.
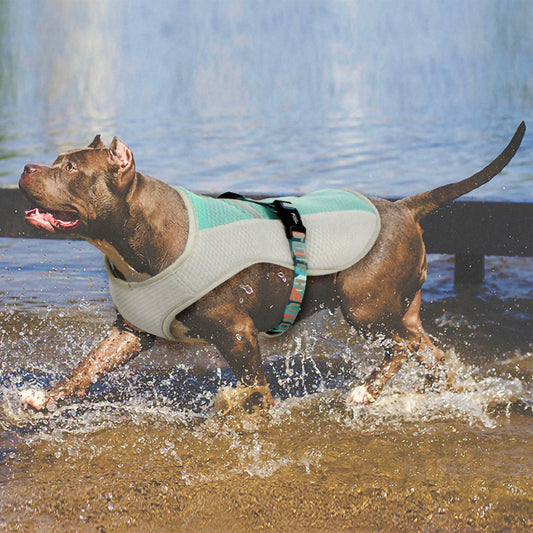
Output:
2,405,532,532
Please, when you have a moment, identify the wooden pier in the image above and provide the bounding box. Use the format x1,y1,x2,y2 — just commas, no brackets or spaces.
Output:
1,186,531,285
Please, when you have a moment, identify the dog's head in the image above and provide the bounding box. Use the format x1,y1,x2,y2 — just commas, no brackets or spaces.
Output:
19,135,136,236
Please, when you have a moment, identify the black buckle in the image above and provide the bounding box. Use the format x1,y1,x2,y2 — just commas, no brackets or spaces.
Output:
272,200,306,239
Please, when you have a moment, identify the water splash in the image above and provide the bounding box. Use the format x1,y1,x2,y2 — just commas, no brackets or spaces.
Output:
2,342,530,443
239,284,254,295
1,296,531,476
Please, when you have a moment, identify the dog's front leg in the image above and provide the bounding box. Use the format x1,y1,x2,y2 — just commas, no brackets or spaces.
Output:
22,316,154,410
197,308,274,412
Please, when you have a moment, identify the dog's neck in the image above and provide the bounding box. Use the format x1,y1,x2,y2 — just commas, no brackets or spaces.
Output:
86,238,151,282
87,172,189,282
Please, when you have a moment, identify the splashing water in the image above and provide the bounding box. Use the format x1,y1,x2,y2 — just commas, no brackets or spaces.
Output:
239,284,254,295
1,296,531,531
2,306,530,433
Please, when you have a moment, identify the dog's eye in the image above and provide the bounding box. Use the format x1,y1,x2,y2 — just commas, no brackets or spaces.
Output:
65,162,77,172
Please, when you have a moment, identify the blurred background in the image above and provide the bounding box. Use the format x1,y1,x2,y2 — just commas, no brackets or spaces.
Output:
0,0,531,198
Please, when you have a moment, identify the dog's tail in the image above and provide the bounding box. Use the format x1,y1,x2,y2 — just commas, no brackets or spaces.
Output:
398,121,526,222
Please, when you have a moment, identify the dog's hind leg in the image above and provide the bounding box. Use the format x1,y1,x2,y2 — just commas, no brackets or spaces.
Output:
347,335,411,405
400,290,447,371
346,290,447,405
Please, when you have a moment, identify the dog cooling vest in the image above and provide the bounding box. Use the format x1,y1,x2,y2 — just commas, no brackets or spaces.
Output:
106,188,380,341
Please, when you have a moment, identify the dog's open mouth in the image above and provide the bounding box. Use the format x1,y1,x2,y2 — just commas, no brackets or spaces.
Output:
24,207,80,232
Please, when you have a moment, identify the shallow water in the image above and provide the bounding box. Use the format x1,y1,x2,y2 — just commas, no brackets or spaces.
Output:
1,240,532,531
1,0,533,531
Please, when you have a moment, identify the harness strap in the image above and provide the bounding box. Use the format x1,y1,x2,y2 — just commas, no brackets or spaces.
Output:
218,192,308,337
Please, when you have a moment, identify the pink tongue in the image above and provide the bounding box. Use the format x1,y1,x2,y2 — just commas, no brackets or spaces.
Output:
25,208,78,231
25,208,56,231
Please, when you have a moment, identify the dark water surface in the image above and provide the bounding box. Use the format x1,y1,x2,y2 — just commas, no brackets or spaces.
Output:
1,1,532,531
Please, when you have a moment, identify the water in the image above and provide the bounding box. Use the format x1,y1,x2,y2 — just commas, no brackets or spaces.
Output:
1,1,532,530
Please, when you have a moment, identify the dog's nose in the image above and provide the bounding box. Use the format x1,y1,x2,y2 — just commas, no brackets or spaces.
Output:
23,164,38,174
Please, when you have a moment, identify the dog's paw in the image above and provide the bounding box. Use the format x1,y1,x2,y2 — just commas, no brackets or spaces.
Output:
20,389,49,411
346,385,375,406
214,384,274,415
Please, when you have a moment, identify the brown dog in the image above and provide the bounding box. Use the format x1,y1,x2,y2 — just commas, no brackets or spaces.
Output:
18,123,525,411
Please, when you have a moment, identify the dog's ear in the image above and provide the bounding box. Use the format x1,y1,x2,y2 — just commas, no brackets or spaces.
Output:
88,135,106,149
108,137,135,191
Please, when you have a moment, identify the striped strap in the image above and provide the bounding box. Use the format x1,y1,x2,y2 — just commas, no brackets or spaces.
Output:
218,193,308,336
